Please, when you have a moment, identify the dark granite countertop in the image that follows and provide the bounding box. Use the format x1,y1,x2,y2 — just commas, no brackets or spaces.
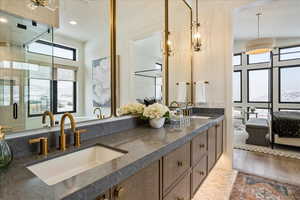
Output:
0,114,224,200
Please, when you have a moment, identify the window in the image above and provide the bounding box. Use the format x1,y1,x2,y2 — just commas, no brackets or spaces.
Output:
28,66,52,116
0,80,11,106
279,46,300,61
233,54,242,66
53,68,76,114
233,71,242,102
29,79,51,116
279,108,300,113
279,66,300,103
247,52,270,64
27,40,76,61
248,69,270,102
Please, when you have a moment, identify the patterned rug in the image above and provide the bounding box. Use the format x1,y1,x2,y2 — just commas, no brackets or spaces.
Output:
230,172,300,200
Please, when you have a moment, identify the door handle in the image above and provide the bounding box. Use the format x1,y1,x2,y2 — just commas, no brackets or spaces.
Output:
13,103,18,119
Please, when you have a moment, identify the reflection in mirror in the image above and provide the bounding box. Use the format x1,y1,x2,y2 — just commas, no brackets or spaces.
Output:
0,11,53,132
116,0,164,111
53,0,111,123
0,0,111,134
168,0,192,106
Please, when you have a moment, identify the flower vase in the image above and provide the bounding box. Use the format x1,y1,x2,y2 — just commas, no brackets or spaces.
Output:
149,117,165,129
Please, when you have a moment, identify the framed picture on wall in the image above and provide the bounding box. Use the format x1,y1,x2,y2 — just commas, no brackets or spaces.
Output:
92,57,111,108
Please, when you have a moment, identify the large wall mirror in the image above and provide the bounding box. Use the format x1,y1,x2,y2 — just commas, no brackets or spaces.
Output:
168,0,192,106
0,0,192,134
115,0,192,112
115,0,165,110
0,0,111,134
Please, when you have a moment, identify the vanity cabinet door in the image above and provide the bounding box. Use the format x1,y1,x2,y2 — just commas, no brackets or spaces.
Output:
216,121,223,159
191,131,207,166
192,155,207,195
163,142,191,191
207,126,216,172
112,161,160,200
95,191,110,200
163,174,190,200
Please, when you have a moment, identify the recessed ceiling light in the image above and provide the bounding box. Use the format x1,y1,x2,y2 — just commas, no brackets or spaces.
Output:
69,20,77,25
0,17,8,24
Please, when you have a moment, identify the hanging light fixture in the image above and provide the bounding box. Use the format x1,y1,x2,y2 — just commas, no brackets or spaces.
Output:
27,0,58,11
192,0,201,52
245,13,274,55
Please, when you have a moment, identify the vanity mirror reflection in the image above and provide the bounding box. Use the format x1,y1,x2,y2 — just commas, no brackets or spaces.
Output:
0,0,111,134
115,0,192,113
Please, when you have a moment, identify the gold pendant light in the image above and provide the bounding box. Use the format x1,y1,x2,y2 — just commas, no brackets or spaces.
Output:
192,0,201,52
245,13,274,55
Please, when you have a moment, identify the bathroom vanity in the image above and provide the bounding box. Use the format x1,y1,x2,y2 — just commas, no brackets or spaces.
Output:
0,109,224,200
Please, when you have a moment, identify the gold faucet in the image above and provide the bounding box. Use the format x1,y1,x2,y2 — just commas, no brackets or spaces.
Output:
93,107,104,119
42,111,55,128
59,113,76,151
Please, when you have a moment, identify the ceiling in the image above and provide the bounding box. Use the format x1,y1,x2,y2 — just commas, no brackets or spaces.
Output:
234,0,300,40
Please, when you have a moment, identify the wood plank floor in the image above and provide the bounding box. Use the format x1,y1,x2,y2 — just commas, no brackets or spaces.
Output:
233,149,300,186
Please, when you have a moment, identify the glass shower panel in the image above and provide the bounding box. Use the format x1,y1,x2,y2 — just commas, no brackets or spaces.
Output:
0,11,53,132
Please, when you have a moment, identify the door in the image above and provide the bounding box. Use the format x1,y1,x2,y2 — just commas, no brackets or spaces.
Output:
0,68,26,131
207,126,216,171
112,161,160,200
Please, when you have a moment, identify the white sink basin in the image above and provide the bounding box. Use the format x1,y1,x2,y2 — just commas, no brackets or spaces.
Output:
27,145,125,185
189,116,211,119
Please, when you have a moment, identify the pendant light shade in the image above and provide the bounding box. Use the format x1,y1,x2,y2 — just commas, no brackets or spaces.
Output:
192,0,202,52
245,13,274,55
245,38,274,55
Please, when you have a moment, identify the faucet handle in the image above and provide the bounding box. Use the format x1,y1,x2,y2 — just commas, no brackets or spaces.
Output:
29,137,48,156
74,129,87,147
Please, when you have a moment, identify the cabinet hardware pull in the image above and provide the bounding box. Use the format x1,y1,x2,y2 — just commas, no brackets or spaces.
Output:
114,187,124,198
177,161,184,167
95,194,108,200
199,144,205,148
176,197,184,200
197,171,205,176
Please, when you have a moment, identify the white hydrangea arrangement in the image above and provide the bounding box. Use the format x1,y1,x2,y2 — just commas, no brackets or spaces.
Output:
143,103,170,120
119,103,145,115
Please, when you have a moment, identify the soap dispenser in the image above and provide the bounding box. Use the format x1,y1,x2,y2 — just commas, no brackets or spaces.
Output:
0,126,13,168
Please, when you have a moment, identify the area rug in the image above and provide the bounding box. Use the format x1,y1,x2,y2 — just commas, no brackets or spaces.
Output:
230,172,300,200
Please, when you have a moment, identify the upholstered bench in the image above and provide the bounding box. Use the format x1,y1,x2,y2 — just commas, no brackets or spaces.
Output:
246,118,270,146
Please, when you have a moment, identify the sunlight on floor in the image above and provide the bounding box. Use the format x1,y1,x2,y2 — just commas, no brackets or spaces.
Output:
192,160,237,200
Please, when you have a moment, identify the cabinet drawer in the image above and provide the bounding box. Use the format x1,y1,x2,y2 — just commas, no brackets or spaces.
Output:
191,131,207,166
164,174,190,200
163,142,191,191
192,156,207,195
207,126,216,171
216,122,223,159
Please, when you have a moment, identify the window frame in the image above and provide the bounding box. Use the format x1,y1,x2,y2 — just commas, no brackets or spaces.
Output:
28,40,77,61
278,65,300,104
53,80,77,114
247,52,271,65
28,79,53,117
279,45,300,62
247,68,271,103
233,70,242,103
279,108,300,112
233,53,242,66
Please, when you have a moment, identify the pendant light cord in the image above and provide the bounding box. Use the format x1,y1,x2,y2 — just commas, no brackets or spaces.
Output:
196,0,199,24
257,13,261,39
